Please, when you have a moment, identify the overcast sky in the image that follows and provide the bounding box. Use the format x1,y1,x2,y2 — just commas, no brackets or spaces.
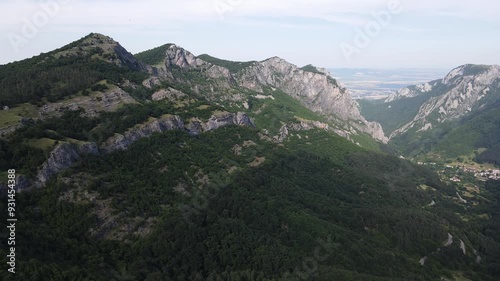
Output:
1,0,499,69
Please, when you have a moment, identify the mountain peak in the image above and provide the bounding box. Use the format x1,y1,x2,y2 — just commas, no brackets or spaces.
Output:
385,64,500,138
443,64,499,84
300,64,331,76
51,32,143,70
261,56,287,64
84,32,112,40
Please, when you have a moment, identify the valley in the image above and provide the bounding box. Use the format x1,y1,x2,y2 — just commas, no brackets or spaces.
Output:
0,33,499,281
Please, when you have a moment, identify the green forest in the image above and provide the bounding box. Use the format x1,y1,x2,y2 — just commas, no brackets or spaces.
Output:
2,126,499,280
0,33,499,281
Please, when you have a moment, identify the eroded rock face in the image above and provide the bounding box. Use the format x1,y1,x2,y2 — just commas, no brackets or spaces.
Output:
36,143,81,186
142,77,162,88
101,112,254,152
30,112,253,189
38,87,137,119
165,45,206,68
36,142,99,187
206,64,235,82
152,88,187,102
0,123,23,137
389,64,500,138
100,115,185,153
274,119,351,143
205,112,254,131
235,58,388,142
151,44,387,142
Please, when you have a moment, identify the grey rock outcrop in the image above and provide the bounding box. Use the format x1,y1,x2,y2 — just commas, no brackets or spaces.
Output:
142,77,162,88
149,44,387,142
101,112,254,152
273,118,352,143
385,80,440,103
36,142,99,187
165,45,206,68
389,64,500,138
205,111,253,131
29,111,253,189
38,87,137,119
152,87,187,102
101,115,185,153
0,123,23,137
235,58,387,142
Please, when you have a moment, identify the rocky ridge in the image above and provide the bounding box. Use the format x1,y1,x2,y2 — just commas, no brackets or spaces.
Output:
36,142,99,187
385,80,441,103
152,45,388,143
55,33,145,71
273,118,350,143
389,64,500,138
38,86,137,119
101,111,253,152
31,112,253,189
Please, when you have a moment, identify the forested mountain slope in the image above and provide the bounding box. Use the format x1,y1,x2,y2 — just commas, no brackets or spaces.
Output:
0,34,499,281
359,64,500,164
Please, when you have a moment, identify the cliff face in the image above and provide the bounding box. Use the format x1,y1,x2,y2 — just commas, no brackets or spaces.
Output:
101,112,254,152
36,142,99,187
236,57,355,119
385,80,441,103
164,45,206,68
155,46,388,143
31,112,253,188
100,114,185,153
236,57,387,142
389,64,500,138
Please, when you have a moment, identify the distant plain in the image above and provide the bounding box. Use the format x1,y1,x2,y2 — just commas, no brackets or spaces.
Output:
329,68,449,99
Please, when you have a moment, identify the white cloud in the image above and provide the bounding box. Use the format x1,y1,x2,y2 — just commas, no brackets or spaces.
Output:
1,0,498,32
0,0,499,66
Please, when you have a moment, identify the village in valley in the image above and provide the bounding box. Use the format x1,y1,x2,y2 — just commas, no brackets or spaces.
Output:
417,162,500,183
446,165,499,182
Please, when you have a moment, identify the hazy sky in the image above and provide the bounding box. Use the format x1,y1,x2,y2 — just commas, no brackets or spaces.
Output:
1,0,499,69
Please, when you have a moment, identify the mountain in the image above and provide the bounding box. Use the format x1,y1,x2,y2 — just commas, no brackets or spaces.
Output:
140,44,388,143
0,34,499,281
359,64,500,164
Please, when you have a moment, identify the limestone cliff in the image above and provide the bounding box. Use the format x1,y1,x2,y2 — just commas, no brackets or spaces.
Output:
151,46,387,142
32,112,252,188
389,64,500,138
100,114,185,153
101,112,254,153
36,142,99,187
